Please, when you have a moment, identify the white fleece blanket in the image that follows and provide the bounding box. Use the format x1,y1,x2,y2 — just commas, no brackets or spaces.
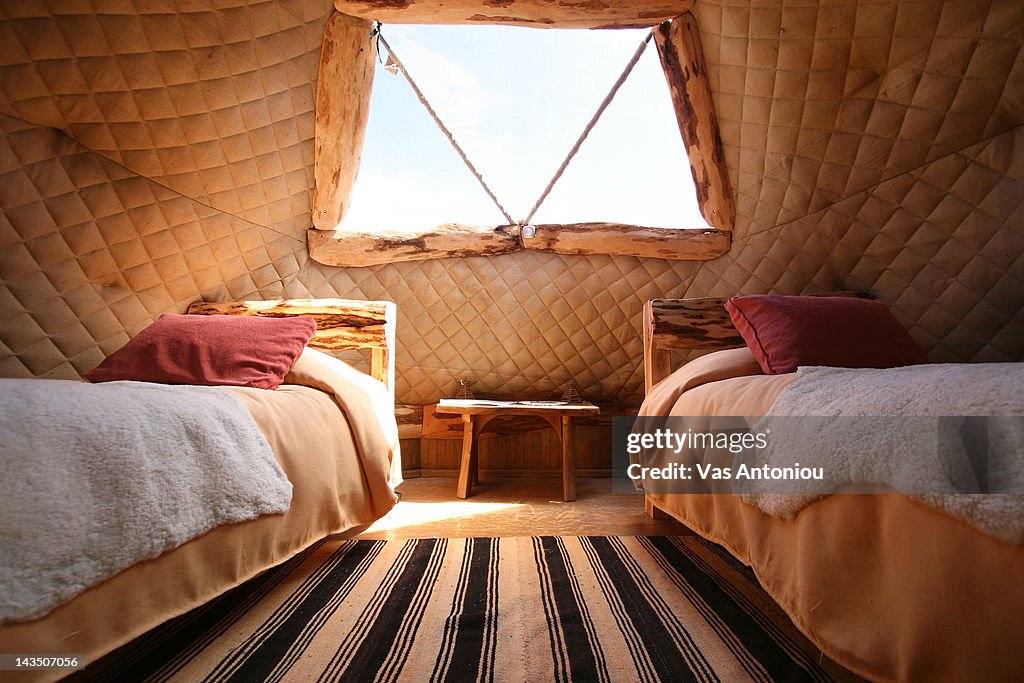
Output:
0,379,292,623
735,363,1024,544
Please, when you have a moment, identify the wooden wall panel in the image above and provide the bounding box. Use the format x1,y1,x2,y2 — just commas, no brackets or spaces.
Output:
412,424,612,477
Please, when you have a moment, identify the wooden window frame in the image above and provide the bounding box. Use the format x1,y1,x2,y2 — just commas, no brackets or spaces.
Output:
309,1,734,267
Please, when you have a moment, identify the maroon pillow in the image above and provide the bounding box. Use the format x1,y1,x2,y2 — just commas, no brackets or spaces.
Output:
724,295,930,375
86,313,316,389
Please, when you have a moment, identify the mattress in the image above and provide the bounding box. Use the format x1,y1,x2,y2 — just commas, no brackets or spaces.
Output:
639,349,1024,682
0,349,400,682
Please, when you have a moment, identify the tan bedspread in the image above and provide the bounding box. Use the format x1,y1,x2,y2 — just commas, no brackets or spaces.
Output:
641,346,795,418
0,349,399,682
640,349,1024,682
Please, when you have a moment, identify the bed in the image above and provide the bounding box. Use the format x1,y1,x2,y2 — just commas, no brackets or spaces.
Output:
0,298,401,682
638,295,1024,683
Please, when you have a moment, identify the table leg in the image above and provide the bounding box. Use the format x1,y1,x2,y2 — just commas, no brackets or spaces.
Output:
562,415,576,502
457,414,475,498
470,418,480,487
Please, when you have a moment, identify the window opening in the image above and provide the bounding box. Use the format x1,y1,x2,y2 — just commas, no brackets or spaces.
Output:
342,24,709,233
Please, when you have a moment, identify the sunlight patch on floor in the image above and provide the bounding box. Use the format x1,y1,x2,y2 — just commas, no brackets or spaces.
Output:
361,500,526,534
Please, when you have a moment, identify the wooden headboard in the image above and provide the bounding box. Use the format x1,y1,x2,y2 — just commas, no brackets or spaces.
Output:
643,292,873,394
188,298,397,398
643,297,745,394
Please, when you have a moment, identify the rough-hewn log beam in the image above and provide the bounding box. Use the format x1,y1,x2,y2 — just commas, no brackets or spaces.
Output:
654,14,735,231
186,297,388,347
523,223,729,260
313,12,377,230
308,225,521,267
188,298,397,395
334,0,693,29
310,223,728,266
646,297,746,353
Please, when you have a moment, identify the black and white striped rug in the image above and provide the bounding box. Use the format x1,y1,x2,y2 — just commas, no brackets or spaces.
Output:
76,537,860,682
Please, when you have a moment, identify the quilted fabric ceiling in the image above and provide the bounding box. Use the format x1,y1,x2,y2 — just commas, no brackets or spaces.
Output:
0,0,328,235
696,0,1024,234
1,0,1022,407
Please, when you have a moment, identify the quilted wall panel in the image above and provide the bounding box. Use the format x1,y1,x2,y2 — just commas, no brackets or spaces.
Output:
0,112,304,378
685,124,1024,363
693,0,1024,237
0,0,329,378
1,0,1022,409
0,0,331,237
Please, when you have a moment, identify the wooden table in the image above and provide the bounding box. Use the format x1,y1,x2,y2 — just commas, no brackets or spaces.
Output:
435,399,601,502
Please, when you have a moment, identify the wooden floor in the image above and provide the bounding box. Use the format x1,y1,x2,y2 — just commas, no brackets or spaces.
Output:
355,476,690,539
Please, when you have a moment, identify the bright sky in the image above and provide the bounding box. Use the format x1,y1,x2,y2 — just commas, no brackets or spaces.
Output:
341,25,709,232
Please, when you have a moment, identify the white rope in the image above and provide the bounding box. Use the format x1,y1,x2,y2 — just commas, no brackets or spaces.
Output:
522,30,654,225
375,28,516,226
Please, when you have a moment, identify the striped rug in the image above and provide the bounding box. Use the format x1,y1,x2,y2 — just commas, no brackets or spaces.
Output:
76,537,860,682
